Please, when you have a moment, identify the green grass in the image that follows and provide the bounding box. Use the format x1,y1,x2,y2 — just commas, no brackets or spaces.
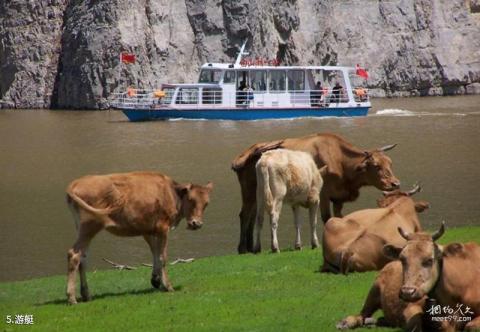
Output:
1,226,479,332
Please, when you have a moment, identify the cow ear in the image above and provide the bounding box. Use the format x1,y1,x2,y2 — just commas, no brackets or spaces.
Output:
205,182,214,192
415,201,430,212
355,152,371,172
383,244,402,260
176,183,192,198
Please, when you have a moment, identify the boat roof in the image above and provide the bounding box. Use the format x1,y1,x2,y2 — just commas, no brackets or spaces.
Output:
200,63,355,71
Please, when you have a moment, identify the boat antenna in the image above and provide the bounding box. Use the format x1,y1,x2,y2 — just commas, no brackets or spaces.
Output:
234,39,249,67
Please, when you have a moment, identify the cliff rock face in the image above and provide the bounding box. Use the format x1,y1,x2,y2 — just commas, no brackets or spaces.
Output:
1,0,479,109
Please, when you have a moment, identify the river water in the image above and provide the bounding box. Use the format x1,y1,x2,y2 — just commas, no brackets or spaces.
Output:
0,95,479,282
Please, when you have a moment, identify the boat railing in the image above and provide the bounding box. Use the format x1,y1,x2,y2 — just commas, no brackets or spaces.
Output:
111,87,369,109
234,88,369,107
110,89,170,108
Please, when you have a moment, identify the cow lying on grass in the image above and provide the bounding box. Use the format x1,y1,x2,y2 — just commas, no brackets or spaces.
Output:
232,132,400,254
322,184,429,273
253,149,327,253
65,171,213,304
387,223,480,331
338,223,480,331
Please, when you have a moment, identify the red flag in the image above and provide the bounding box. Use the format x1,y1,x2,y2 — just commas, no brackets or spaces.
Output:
356,64,368,79
121,53,136,64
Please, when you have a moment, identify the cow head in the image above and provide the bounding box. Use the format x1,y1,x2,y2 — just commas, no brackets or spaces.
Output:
356,144,400,191
376,183,430,212
383,222,445,302
176,182,213,230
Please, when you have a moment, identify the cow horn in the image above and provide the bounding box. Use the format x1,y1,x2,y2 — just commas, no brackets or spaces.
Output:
398,227,411,240
431,221,446,241
407,182,422,196
377,144,397,152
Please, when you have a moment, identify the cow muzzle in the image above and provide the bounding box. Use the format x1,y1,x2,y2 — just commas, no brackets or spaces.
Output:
399,286,422,302
187,220,203,230
384,180,400,191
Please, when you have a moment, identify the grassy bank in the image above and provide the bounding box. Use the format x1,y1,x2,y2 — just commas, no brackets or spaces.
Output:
1,226,479,332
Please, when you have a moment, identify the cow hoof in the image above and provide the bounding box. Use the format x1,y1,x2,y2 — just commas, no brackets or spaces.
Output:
81,294,91,302
67,298,78,305
271,248,280,253
162,285,174,292
151,276,161,289
336,320,349,330
312,242,319,249
295,245,302,251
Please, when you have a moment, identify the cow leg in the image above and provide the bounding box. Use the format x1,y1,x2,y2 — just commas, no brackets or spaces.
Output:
308,202,320,249
403,303,424,332
79,250,90,302
245,203,257,253
333,201,344,218
158,231,173,292
292,206,302,250
337,281,381,329
144,235,161,289
253,200,264,254
145,232,173,292
238,202,256,254
320,192,331,223
270,200,282,253
67,222,102,304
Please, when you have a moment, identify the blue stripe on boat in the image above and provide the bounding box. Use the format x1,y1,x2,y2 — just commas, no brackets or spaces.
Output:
121,107,369,121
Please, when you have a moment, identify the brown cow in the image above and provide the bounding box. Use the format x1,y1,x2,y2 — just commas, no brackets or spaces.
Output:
65,171,213,304
336,260,430,331
383,223,480,331
232,133,400,253
322,184,429,273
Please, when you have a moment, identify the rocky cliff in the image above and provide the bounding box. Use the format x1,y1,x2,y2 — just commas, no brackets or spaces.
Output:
1,0,479,109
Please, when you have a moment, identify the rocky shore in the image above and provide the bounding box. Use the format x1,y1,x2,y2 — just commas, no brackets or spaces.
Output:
1,0,479,109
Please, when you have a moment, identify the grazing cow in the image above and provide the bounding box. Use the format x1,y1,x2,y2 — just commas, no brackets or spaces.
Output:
253,149,327,253
336,260,430,331
231,132,400,254
322,184,429,273
65,171,213,304
383,223,480,331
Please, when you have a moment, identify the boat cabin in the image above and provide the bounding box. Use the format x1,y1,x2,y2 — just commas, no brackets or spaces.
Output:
155,63,369,108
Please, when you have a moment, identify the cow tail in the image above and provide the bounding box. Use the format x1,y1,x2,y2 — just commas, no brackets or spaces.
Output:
66,190,113,217
256,159,273,211
66,194,80,230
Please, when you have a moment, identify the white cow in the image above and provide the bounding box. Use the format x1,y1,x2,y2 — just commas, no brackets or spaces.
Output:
254,149,326,253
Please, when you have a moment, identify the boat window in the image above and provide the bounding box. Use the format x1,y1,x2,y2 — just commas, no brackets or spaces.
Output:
269,70,286,92
202,88,222,104
175,88,199,104
198,69,223,83
250,70,267,92
223,70,236,84
287,70,305,91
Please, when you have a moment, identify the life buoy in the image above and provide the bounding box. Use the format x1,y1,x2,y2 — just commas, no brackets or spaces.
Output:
127,87,137,97
154,90,166,98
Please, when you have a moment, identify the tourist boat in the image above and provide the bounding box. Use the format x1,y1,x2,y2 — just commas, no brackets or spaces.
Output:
111,43,371,121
